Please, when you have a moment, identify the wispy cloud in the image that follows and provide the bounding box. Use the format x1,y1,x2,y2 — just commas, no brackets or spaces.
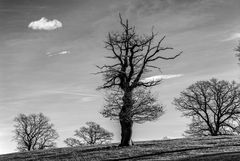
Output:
223,33,240,41
0,89,97,104
46,50,71,57
28,17,62,31
48,90,98,97
142,74,183,83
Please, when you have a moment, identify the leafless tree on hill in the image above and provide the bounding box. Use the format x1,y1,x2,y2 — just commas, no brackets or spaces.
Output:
64,122,113,147
13,113,59,151
96,14,181,146
173,78,240,137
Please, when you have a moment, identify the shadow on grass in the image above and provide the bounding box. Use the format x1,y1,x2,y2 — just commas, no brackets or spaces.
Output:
177,151,240,161
104,144,240,161
103,146,211,161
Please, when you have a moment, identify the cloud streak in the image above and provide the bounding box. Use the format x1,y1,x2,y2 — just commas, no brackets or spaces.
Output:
28,17,62,31
48,90,98,97
142,74,183,83
0,89,97,104
223,33,240,41
46,50,71,57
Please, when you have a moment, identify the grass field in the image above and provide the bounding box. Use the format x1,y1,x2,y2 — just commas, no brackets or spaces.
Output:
1,136,240,161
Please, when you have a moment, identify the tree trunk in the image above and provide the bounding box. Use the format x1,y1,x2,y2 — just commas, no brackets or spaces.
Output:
119,90,133,147
27,145,31,151
212,130,219,136
119,117,133,146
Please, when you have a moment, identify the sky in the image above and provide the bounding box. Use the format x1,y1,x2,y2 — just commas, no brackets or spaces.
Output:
0,0,239,154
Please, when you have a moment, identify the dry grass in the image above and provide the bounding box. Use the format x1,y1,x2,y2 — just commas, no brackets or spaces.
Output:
1,136,240,161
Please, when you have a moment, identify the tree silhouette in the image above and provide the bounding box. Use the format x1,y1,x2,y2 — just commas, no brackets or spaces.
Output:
97,14,181,146
173,78,240,137
13,113,58,151
64,122,113,147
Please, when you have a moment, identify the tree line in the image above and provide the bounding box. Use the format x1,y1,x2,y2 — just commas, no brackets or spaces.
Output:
12,15,240,151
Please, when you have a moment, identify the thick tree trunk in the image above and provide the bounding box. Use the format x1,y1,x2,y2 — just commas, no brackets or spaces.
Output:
212,130,219,136
27,145,31,151
119,117,133,146
119,90,133,147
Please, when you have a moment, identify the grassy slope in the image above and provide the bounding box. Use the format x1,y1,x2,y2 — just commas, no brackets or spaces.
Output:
1,136,240,161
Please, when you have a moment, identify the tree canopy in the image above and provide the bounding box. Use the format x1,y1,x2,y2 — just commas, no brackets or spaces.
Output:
101,87,164,124
64,122,113,147
173,78,240,136
13,113,59,151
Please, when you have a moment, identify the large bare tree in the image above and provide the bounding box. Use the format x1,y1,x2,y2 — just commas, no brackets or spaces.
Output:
97,15,181,146
13,113,59,151
101,87,164,124
173,78,240,137
64,122,113,147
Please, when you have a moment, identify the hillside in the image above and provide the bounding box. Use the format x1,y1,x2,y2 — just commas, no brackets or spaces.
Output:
1,136,240,161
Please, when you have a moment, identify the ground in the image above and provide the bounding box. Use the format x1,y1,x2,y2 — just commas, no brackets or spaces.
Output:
1,136,240,161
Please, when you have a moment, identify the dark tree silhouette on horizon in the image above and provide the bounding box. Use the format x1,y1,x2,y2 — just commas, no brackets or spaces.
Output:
173,78,240,137
13,113,58,151
97,14,181,146
64,122,113,147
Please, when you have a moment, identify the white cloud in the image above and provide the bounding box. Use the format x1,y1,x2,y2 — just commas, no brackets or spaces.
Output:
142,74,183,83
28,17,62,31
46,50,70,57
223,33,240,41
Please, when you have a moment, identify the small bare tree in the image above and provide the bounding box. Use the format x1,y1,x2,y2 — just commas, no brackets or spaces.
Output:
64,122,113,147
97,14,181,146
173,78,240,137
101,87,164,124
13,113,59,151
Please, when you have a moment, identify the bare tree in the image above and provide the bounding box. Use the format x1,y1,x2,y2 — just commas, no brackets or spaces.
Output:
173,78,240,137
101,87,164,124
64,122,113,147
13,113,59,151
97,14,181,146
